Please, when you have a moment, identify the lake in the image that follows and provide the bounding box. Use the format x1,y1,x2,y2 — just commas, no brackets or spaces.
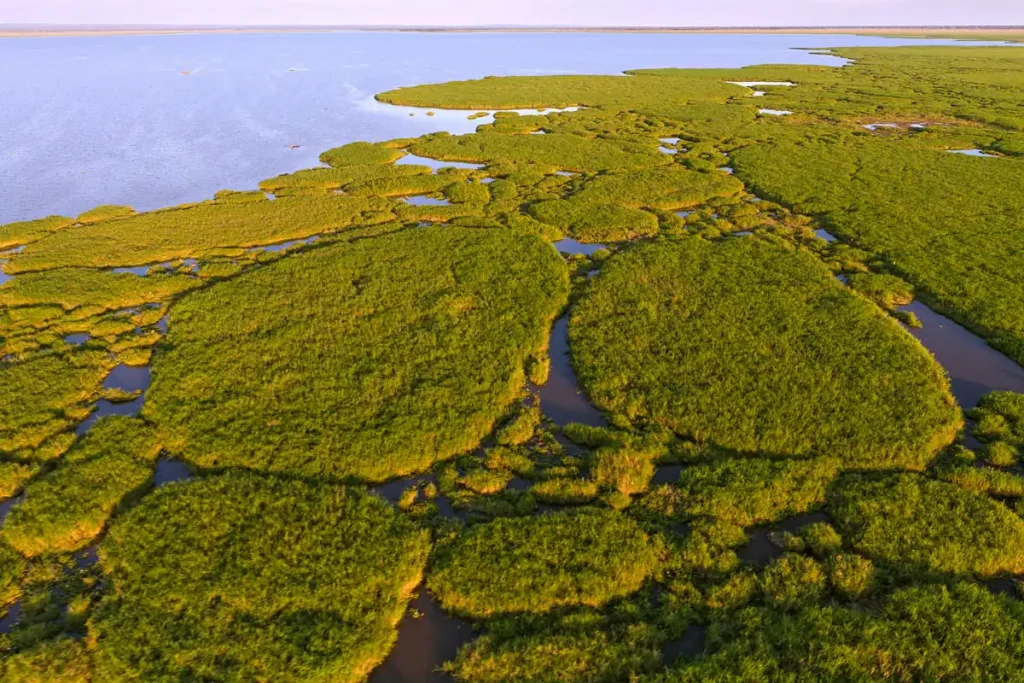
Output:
0,31,1010,224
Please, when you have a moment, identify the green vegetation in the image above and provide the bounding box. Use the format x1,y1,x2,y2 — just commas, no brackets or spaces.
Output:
3,417,161,556
734,127,1024,365
411,133,667,173
146,227,567,481
971,391,1024,457
0,350,111,456
77,205,134,224
571,238,958,469
319,141,407,167
2,638,91,683
0,268,201,311
5,44,1024,681
656,582,1024,682
828,472,1024,578
10,195,394,271
91,471,429,682
0,540,25,607
666,456,839,526
429,510,660,617
0,216,73,251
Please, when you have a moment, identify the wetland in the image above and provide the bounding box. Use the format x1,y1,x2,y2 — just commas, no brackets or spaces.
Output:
2,31,1024,683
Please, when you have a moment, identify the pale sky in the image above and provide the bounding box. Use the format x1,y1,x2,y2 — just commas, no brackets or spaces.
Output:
3,0,1022,27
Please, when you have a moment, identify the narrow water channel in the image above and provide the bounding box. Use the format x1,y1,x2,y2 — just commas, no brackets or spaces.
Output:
370,591,473,683
897,302,1024,410
538,316,606,428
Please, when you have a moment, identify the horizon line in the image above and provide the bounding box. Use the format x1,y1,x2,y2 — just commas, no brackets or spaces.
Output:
2,23,1023,30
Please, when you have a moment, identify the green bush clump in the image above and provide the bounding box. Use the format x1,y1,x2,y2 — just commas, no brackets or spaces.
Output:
0,461,37,499
1,637,92,683
91,471,429,683
319,141,406,167
846,272,914,309
450,619,664,683
459,468,514,495
986,441,1019,467
497,405,541,446
971,390,1024,446
11,195,394,272
655,582,1024,682
429,509,659,617
529,200,658,243
672,456,839,527
760,554,827,610
828,472,1024,578
571,238,959,470
0,539,26,607
3,417,161,556
827,553,875,599
592,442,661,496
146,227,567,482
798,522,843,558
532,478,599,505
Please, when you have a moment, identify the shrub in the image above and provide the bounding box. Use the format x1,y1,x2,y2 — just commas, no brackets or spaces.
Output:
428,509,659,617
827,553,875,599
145,227,568,482
571,237,959,470
828,472,1024,578
3,417,160,556
760,554,827,610
91,471,429,682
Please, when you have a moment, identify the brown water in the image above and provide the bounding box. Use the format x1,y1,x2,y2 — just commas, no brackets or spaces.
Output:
370,591,474,683
898,302,1024,410
662,624,707,665
737,511,829,567
538,316,606,428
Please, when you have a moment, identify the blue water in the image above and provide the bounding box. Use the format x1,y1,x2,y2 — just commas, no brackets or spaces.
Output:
0,31,1011,224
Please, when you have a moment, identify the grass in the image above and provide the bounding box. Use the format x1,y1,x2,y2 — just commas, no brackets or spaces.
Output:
0,268,201,312
828,472,1024,578
5,44,1024,680
0,216,74,251
656,582,1024,681
319,141,407,167
2,638,91,683
145,227,568,482
259,163,431,194
90,471,429,683
734,127,1024,365
570,237,959,470
428,509,660,618
660,455,839,527
971,390,1024,447
9,195,395,272
0,540,25,607
411,133,669,174
2,417,161,557
0,350,112,457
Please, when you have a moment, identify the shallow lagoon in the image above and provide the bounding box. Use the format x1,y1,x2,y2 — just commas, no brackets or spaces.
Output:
0,31,1010,224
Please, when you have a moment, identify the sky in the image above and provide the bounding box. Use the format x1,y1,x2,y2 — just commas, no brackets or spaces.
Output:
3,0,1022,27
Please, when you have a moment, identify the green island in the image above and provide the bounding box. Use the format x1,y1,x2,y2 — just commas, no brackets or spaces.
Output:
2,44,1024,681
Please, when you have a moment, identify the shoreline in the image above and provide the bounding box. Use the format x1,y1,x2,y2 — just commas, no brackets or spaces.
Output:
1,26,1023,39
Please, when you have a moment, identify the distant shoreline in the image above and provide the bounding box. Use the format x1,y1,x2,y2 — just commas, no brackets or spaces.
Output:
1,26,1022,39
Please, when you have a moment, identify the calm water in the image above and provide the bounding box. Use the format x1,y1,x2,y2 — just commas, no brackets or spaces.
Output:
0,31,1007,224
